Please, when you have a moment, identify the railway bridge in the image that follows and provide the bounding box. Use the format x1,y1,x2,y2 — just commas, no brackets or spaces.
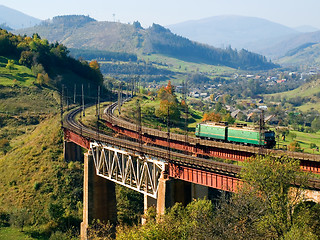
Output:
63,104,320,240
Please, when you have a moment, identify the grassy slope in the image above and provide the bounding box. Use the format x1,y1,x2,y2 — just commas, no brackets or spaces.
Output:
273,129,320,154
143,54,235,74
265,78,320,112
0,227,36,240
119,95,203,134
0,57,83,237
0,56,36,86
277,43,320,67
138,54,235,85
0,116,62,209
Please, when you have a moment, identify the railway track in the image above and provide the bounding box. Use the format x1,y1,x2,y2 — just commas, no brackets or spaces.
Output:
64,106,242,177
63,103,320,190
102,100,320,163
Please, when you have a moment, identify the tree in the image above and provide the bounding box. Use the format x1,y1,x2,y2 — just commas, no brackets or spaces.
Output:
288,141,303,152
36,73,45,86
276,127,290,141
19,51,34,68
10,208,31,231
215,102,223,113
0,208,9,227
222,94,232,105
222,113,235,124
6,59,14,72
89,60,100,70
212,191,266,240
157,81,176,101
116,186,143,226
31,63,45,75
155,99,180,122
202,112,221,122
311,117,320,132
310,143,317,149
0,139,10,154
209,93,215,102
87,219,113,240
241,155,309,238
165,80,174,94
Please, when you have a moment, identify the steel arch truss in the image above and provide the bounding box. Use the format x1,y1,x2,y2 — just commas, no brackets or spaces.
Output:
90,142,166,198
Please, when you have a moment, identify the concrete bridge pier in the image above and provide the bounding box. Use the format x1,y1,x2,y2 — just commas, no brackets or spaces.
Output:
156,173,192,216
63,140,82,162
81,152,117,240
142,194,157,224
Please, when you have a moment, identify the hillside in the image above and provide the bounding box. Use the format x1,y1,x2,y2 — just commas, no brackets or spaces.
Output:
0,30,110,238
261,30,320,59
0,28,104,93
0,5,41,29
276,43,320,67
15,15,277,70
0,75,83,239
167,15,299,57
265,77,320,112
294,25,319,33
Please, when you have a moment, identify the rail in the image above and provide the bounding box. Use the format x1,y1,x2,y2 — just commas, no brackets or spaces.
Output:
63,104,320,190
102,100,320,163
64,107,242,177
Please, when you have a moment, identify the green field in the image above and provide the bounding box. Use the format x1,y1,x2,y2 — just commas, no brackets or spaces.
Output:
265,78,320,112
0,56,36,87
273,129,320,154
142,53,236,74
0,227,36,240
276,43,320,67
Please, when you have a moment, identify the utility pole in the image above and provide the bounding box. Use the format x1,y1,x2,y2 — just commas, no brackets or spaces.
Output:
167,105,171,161
131,77,134,97
74,84,76,104
96,86,101,142
60,84,64,128
118,83,122,115
183,81,189,149
259,109,265,147
97,85,101,119
66,87,69,111
136,100,142,152
82,84,85,117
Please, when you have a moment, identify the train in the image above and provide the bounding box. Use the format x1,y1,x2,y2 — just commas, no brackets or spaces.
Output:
195,122,276,148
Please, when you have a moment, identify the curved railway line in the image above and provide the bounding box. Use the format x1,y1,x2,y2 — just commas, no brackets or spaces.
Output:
63,106,242,177
102,100,320,163
63,102,320,190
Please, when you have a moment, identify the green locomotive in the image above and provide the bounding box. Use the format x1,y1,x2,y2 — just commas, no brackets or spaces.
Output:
195,122,276,148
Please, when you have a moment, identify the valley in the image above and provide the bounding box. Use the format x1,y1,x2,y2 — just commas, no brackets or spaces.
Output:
1,4,320,240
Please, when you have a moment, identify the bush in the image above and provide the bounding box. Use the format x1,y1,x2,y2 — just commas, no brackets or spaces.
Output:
0,209,10,227
0,138,10,154
288,141,303,152
9,208,31,231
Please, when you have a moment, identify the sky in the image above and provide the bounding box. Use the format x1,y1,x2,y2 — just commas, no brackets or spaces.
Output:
1,0,320,29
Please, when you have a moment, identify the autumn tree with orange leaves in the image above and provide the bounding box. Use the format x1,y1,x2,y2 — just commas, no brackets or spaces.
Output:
156,81,181,122
202,112,222,122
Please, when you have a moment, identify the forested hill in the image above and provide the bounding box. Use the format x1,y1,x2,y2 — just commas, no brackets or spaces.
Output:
0,28,103,89
144,24,277,70
16,15,277,70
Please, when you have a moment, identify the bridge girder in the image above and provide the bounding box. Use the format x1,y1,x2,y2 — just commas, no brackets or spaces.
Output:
90,142,166,198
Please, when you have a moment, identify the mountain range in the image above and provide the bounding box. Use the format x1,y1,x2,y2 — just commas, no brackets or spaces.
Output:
14,15,276,70
0,5,41,29
277,43,320,67
1,4,320,66
168,15,320,59
168,16,298,51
